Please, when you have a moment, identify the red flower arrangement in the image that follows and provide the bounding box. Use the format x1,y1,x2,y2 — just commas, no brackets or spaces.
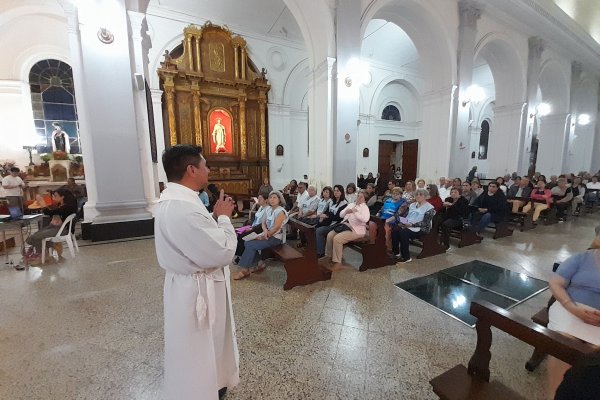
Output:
52,150,69,160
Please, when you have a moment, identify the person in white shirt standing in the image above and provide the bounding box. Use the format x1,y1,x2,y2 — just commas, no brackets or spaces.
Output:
154,145,239,400
1,167,26,212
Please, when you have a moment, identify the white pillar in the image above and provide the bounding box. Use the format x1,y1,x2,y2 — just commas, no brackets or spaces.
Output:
150,88,167,184
418,85,456,181
450,0,482,178
519,37,544,174
308,57,335,187
333,0,361,186
488,102,526,176
536,113,570,176
267,103,293,190
62,0,153,238
127,11,159,205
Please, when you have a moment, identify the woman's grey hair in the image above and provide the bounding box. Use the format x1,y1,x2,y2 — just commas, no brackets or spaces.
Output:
415,188,429,198
269,190,286,206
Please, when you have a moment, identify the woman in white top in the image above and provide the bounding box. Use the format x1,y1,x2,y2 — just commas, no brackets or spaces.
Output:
234,192,269,261
391,188,435,263
234,191,288,280
325,190,371,271
345,183,358,204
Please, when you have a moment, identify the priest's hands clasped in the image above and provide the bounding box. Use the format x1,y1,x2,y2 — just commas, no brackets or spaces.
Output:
213,189,235,218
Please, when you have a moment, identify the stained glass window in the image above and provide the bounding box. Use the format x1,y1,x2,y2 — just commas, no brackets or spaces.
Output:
382,105,401,121
29,59,80,154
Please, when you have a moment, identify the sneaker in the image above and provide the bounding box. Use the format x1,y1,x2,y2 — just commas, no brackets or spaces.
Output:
396,257,412,264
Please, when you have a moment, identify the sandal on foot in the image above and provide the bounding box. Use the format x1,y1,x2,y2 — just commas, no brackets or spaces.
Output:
233,269,252,280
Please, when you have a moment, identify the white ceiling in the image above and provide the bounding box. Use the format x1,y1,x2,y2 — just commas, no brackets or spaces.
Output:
552,0,600,45
361,19,420,69
150,0,304,42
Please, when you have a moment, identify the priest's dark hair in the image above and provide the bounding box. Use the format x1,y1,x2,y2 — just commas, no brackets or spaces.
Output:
162,145,203,182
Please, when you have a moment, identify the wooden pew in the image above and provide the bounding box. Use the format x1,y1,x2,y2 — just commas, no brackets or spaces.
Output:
270,218,331,290
529,198,558,225
506,197,534,232
348,216,394,272
410,213,447,258
430,300,599,400
487,219,514,239
449,226,481,248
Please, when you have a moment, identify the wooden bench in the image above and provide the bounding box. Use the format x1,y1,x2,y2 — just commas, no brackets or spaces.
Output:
410,213,447,258
449,226,481,248
270,218,331,290
0,236,16,254
430,300,598,400
347,216,394,272
506,197,535,232
487,219,514,239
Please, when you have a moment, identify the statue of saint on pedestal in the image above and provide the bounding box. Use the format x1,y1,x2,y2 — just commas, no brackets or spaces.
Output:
51,122,70,153
212,118,227,153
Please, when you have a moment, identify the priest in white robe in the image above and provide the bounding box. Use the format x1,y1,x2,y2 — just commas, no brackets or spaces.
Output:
154,145,239,400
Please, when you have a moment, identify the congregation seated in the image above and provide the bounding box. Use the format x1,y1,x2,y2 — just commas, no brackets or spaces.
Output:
345,182,358,204
507,176,532,213
416,178,427,190
571,177,586,215
470,181,508,236
402,180,416,203
547,175,559,189
382,180,396,202
461,181,478,205
296,185,319,221
452,178,462,191
379,187,407,251
546,245,600,398
288,181,308,216
23,189,78,263
364,172,378,187
522,179,552,223
471,179,484,197
282,179,298,195
233,190,288,280
324,190,370,270
586,175,600,191
315,184,348,258
551,178,573,221
303,186,333,226
438,177,452,200
495,176,508,194
365,183,380,214
233,191,269,262
391,188,435,263
426,184,443,212
440,188,469,248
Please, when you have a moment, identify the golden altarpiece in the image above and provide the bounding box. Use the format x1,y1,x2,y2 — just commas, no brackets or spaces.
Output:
157,22,270,195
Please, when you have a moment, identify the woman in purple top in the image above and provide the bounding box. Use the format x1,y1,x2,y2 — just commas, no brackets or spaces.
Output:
546,245,600,397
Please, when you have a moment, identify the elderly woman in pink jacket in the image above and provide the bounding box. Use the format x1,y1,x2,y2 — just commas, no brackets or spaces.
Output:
324,190,371,271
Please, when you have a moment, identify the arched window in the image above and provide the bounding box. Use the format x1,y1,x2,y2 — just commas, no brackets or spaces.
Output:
29,59,80,153
381,105,401,121
478,120,490,160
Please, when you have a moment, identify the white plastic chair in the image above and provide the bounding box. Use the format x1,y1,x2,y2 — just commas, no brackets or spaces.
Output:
41,213,79,264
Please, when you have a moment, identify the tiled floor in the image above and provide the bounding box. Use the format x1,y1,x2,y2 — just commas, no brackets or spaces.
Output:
1,214,599,399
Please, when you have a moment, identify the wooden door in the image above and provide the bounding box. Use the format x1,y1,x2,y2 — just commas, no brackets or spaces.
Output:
402,139,418,182
378,140,395,181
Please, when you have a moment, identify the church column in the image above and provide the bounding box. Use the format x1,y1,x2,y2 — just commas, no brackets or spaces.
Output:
488,102,527,175
239,96,247,160
63,0,153,240
418,86,456,180
518,37,545,174
191,80,202,147
536,113,570,176
333,0,361,185
449,0,482,178
267,103,292,190
308,57,335,187
151,89,167,183
127,11,159,205
60,1,99,219
258,97,267,159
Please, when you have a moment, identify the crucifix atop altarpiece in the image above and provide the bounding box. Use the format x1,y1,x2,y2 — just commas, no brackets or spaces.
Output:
157,22,270,196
